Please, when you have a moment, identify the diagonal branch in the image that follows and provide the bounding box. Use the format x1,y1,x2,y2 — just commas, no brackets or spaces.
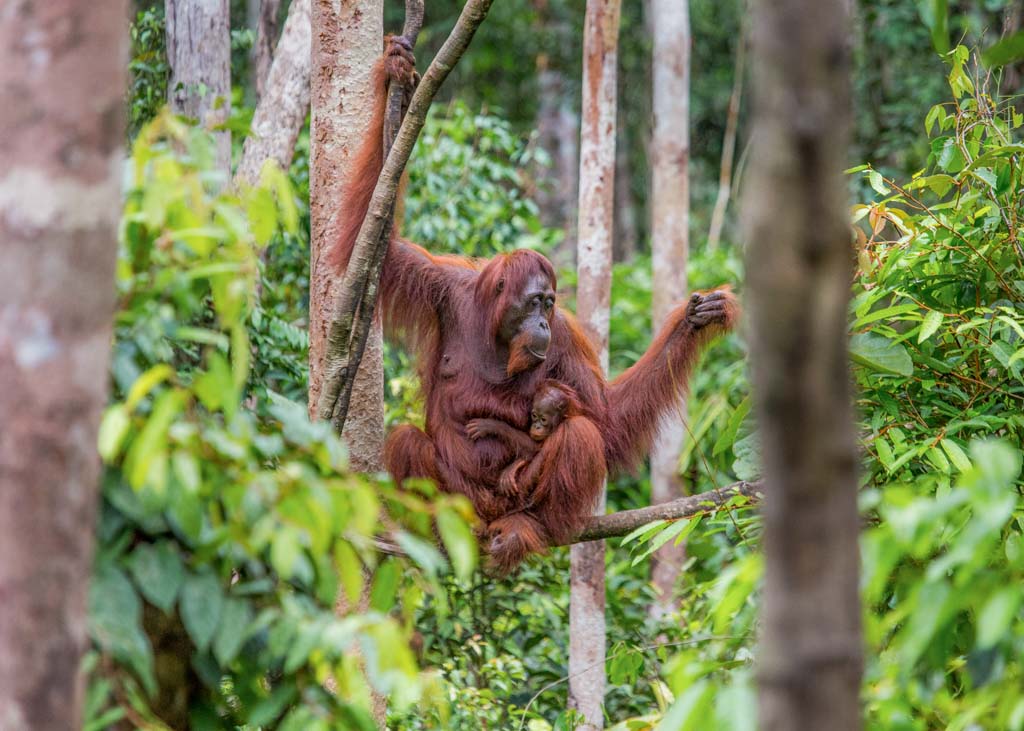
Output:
317,0,496,433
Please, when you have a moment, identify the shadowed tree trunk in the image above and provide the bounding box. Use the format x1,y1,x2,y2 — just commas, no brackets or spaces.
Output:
535,61,580,270
253,0,283,100
308,0,385,472
236,0,312,186
647,0,690,621
166,0,232,176
570,0,621,726
743,1,863,729
0,0,126,726
613,122,638,262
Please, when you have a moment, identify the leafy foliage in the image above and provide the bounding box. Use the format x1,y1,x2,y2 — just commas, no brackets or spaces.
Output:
85,116,477,729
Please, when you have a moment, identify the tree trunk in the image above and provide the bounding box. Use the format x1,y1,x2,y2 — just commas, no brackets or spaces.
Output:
0,1,125,727
707,27,744,251
647,0,690,621
613,122,638,262
236,0,312,186
253,0,283,100
166,0,232,177
570,0,620,726
743,1,863,729
535,65,580,270
309,3,385,470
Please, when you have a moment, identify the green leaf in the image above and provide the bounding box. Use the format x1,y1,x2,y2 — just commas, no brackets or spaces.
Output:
982,29,1024,67
180,570,224,651
868,170,890,195
370,559,401,612
436,506,478,581
713,396,751,457
976,587,1021,649
98,405,131,462
395,531,447,579
271,528,303,581
88,565,156,694
213,598,253,666
655,680,714,731
125,363,174,410
850,332,913,377
918,310,943,343
940,438,972,472
127,541,184,613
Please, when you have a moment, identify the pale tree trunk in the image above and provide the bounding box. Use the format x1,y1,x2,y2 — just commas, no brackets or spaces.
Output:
0,1,126,727
647,0,690,621
743,1,863,729
535,64,580,270
309,4,385,469
253,0,283,99
166,0,232,176
570,0,620,727
613,122,637,262
236,0,311,186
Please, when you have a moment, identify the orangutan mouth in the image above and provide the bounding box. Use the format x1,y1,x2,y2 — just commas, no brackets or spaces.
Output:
527,348,547,361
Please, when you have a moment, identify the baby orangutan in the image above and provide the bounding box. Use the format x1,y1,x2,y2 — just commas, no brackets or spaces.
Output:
466,380,575,499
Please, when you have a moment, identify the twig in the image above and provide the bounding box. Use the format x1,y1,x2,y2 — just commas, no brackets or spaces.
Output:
707,23,746,251
317,0,496,432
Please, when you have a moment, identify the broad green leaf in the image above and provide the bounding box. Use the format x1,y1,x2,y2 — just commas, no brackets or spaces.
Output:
180,570,224,651
850,332,913,377
370,559,401,612
98,405,131,462
940,438,972,472
655,680,714,731
88,565,156,694
436,506,478,581
127,541,184,613
334,540,364,605
125,364,174,411
918,310,943,343
868,170,890,195
976,587,1021,649
982,29,1024,67
713,396,751,458
213,598,253,666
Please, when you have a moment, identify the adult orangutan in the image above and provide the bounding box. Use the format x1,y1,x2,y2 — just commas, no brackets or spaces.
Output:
330,37,738,571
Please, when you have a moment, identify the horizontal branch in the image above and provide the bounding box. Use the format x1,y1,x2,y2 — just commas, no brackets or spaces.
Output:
562,480,763,545
372,480,763,557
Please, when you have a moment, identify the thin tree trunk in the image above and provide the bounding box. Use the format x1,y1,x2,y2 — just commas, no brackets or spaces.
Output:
309,0,385,472
707,26,745,251
647,0,690,621
236,0,312,186
0,1,125,726
536,64,580,270
254,0,283,100
166,0,232,177
570,0,620,726
743,1,863,729
613,122,638,262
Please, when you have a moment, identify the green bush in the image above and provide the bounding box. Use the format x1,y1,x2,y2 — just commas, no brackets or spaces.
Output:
85,115,477,730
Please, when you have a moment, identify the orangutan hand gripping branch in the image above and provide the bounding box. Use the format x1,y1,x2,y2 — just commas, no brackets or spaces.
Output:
330,37,739,573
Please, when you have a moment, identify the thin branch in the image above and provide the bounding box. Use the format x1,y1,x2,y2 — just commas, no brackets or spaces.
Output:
372,480,764,556
707,24,745,251
561,480,763,544
317,0,495,432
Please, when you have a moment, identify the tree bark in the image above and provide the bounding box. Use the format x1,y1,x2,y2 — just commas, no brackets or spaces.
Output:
647,0,691,621
165,0,232,177
570,0,620,726
0,1,125,727
612,122,638,262
253,0,283,100
236,0,312,186
535,64,580,270
308,0,385,472
707,27,745,251
743,1,863,729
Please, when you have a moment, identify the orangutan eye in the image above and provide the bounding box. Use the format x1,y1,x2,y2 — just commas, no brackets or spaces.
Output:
496,278,505,294
545,296,555,310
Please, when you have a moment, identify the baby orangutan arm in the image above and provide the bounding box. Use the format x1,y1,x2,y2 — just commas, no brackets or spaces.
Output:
466,418,541,458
